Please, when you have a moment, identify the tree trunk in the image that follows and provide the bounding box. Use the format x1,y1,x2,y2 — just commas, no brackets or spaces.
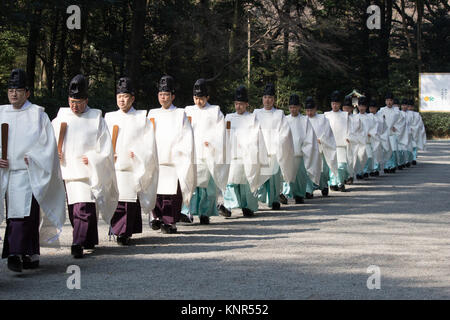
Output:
26,7,42,98
229,0,239,60
55,9,68,98
46,8,59,95
416,0,424,73
126,0,148,96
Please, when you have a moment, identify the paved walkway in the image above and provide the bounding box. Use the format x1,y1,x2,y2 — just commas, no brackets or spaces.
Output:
1,140,449,299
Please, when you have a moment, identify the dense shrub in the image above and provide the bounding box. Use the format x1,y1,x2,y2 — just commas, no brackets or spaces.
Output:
421,112,450,138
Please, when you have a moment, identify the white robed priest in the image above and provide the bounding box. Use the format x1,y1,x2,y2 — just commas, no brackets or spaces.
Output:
223,85,270,217
52,74,119,259
253,83,296,210
304,96,338,198
0,69,66,272
181,79,229,225
407,99,426,165
148,75,196,234
324,91,358,192
368,99,391,175
377,92,407,174
281,94,321,204
104,77,158,245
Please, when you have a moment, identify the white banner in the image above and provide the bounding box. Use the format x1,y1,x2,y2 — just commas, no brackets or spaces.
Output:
419,73,450,112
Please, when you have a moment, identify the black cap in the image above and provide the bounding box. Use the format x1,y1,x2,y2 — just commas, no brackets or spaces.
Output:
358,96,368,106
69,74,88,99
343,96,353,107
409,99,415,106
401,98,409,105
158,75,175,94
193,79,208,97
330,90,342,103
305,96,315,109
234,85,248,102
393,98,400,105
385,92,394,100
8,69,28,89
263,83,276,96
369,99,377,108
289,94,300,106
116,77,134,95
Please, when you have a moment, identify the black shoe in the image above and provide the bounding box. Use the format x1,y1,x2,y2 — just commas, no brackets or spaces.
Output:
406,162,411,168
321,188,329,196
392,168,396,173
356,174,363,180
271,202,281,210
412,160,417,165
7,256,22,273
279,193,288,205
151,219,162,230
398,165,403,170
374,171,380,177
117,236,131,246
294,196,304,204
330,185,339,191
369,172,375,177
363,173,369,179
22,256,39,270
242,208,255,217
218,204,232,217
161,224,177,234
305,192,314,199
339,184,347,192
199,215,210,225
345,177,354,185
71,244,83,259
383,169,388,174
180,214,194,223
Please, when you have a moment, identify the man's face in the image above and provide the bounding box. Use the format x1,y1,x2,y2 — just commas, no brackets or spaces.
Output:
158,91,175,109
357,105,367,114
342,105,354,114
117,93,135,113
385,99,393,107
369,106,378,114
408,105,415,111
401,104,408,111
305,107,317,118
234,101,248,115
289,105,301,117
263,95,275,109
8,88,30,109
331,102,341,112
193,96,209,109
69,97,88,115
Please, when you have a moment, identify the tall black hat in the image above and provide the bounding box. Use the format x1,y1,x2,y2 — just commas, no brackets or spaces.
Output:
385,92,394,100
116,77,134,95
193,79,208,97
263,83,276,96
8,69,28,89
234,85,248,102
305,96,315,109
401,98,409,105
330,90,342,103
159,75,175,94
289,94,300,106
393,98,400,105
358,96,369,106
343,96,353,107
69,74,88,99
369,99,377,108
408,99,415,106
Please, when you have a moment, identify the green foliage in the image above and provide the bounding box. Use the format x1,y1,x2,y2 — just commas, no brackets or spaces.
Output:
421,112,450,138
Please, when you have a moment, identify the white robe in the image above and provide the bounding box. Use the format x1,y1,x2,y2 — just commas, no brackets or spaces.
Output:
398,111,413,152
354,113,379,164
224,111,270,193
307,114,338,177
410,111,426,150
0,101,66,242
148,105,196,207
52,107,119,225
184,103,229,192
105,107,159,214
286,114,321,185
378,106,408,152
253,107,296,183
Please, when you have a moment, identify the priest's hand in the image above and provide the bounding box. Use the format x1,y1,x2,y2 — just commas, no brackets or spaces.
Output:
82,156,89,165
391,127,396,132
346,139,350,144
130,151,135,159
0,159,8,168
368,133,371,137
24,156,29,166
58,152,64,161
204,142,209,147
317,138,321,144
